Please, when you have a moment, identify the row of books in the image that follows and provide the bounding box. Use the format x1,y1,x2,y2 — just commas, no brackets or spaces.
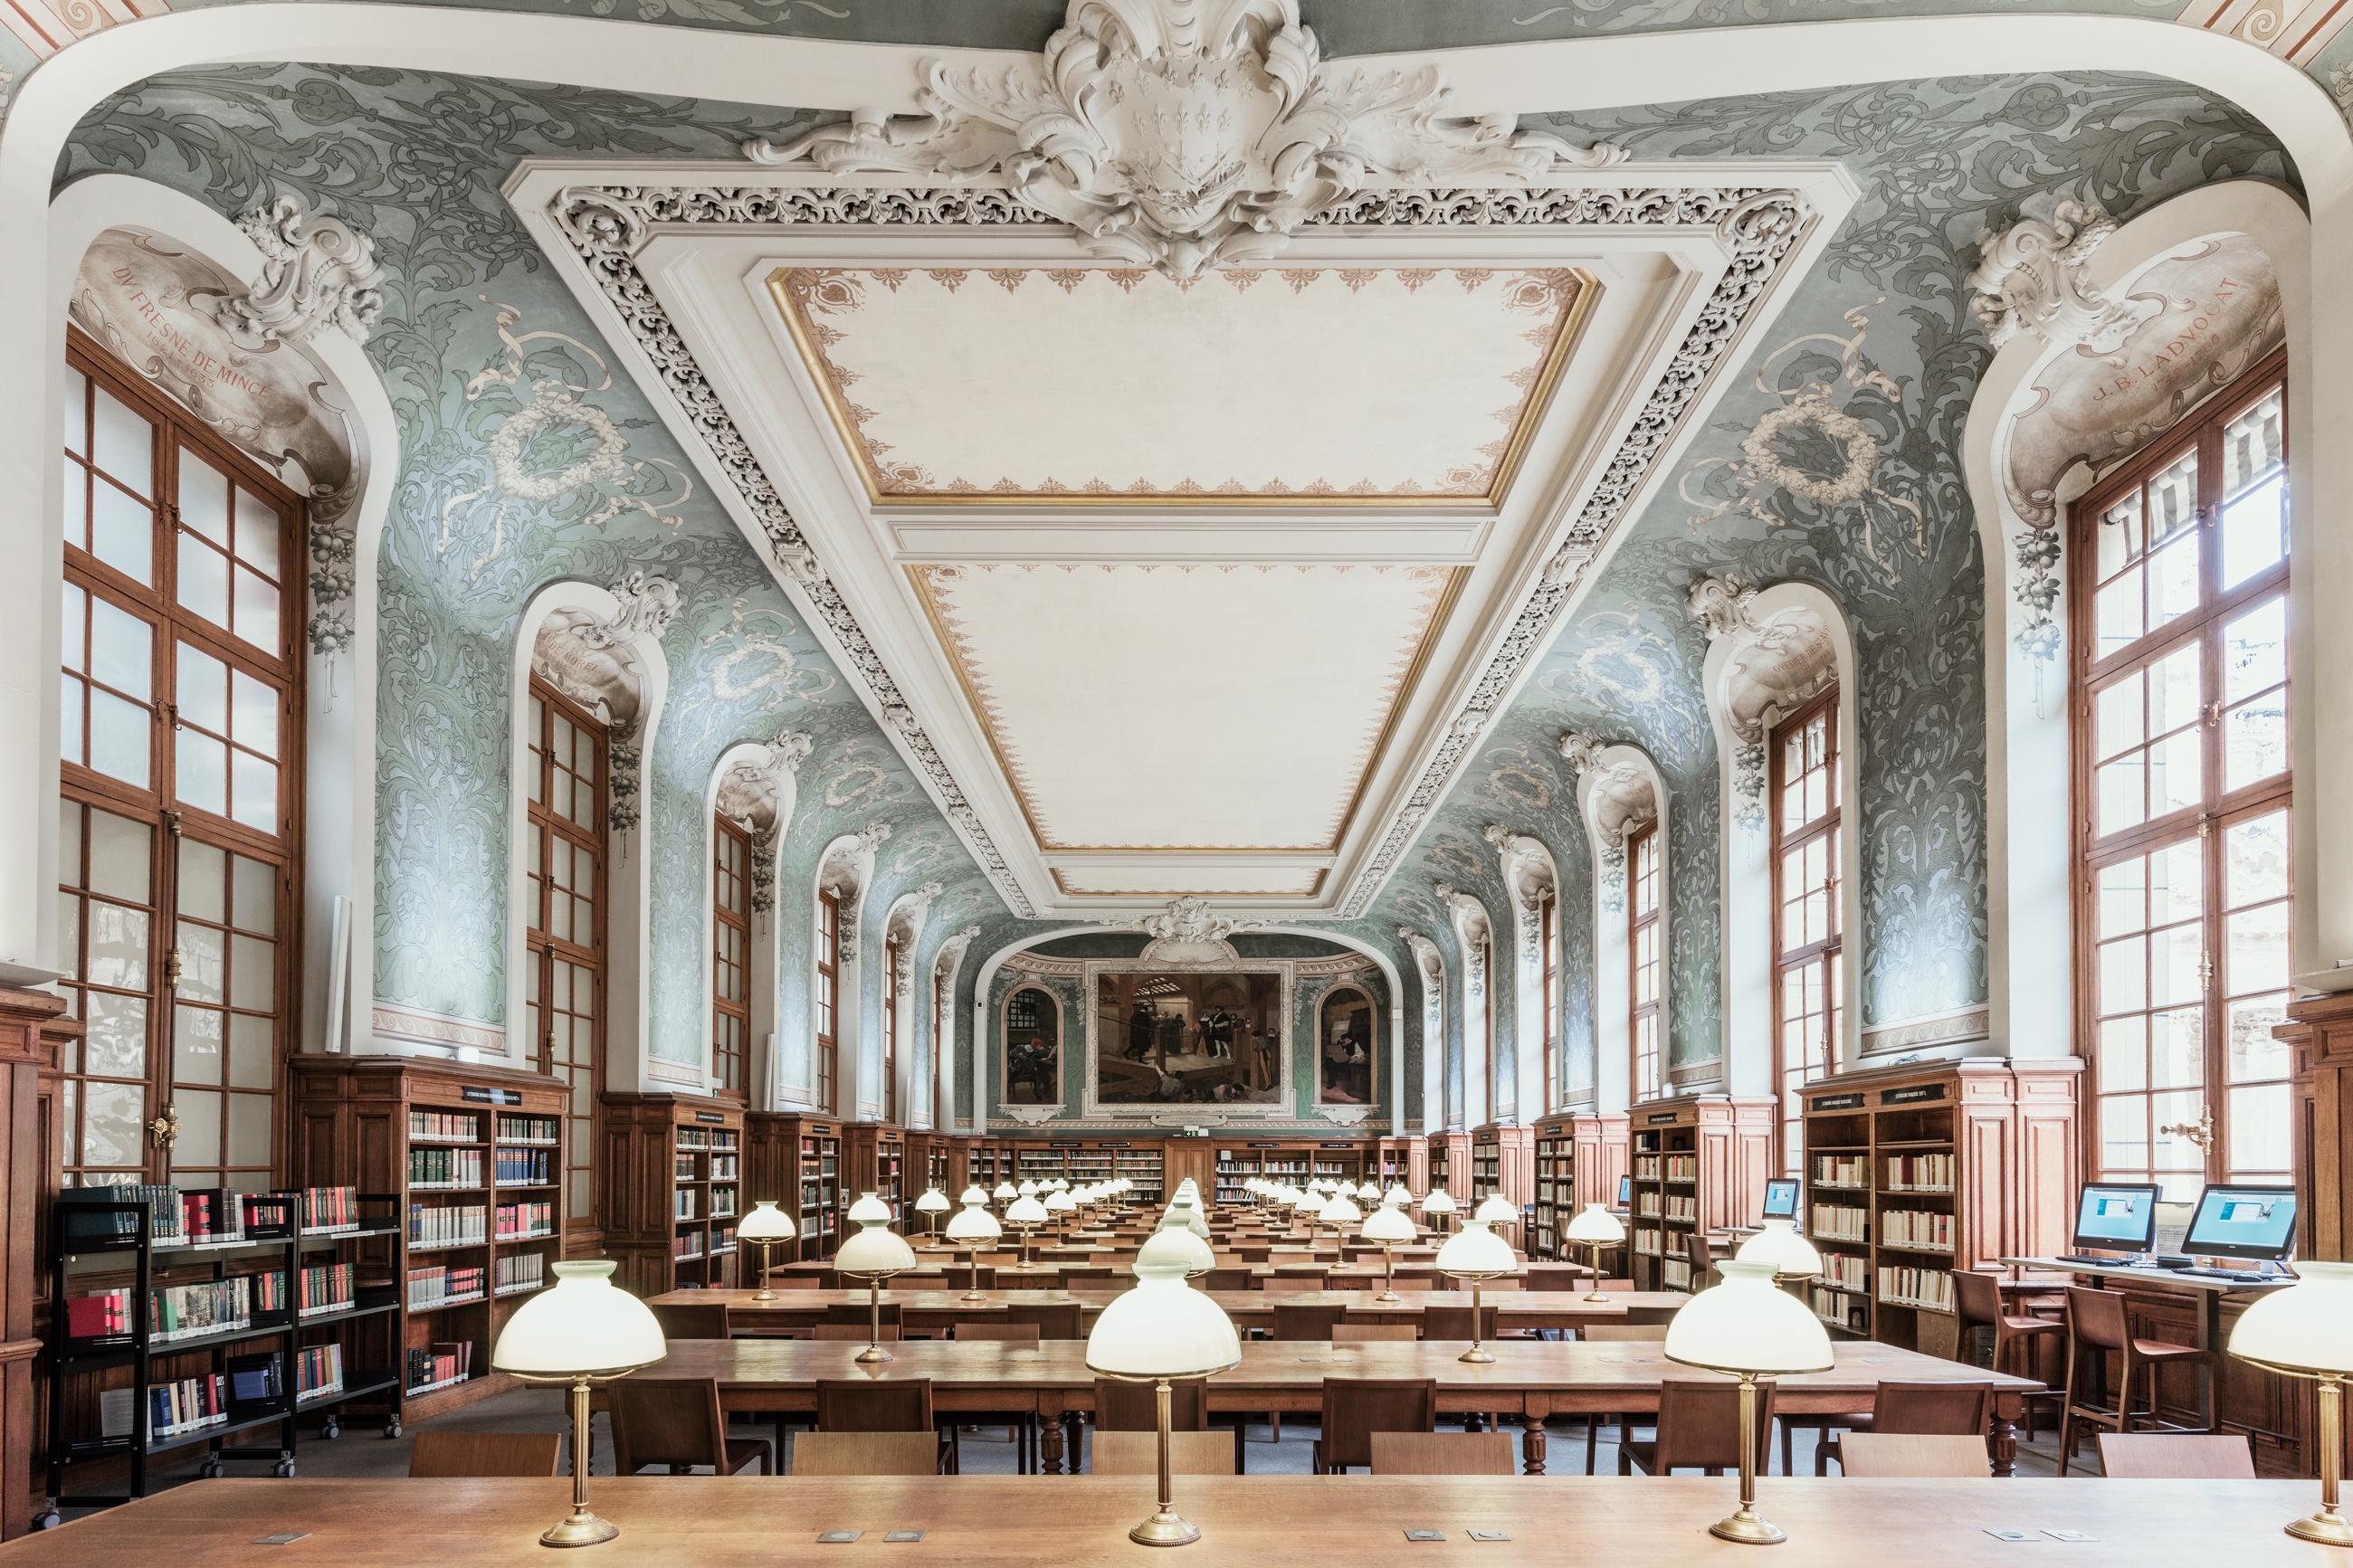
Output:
1660,1194,1698,1222
1813,1287,1869,1333
295,1261,355,1316
675,1129,739,1151
494,1201,553,1239
407,1203,487,1249
1659,1155,1698,1182
673,1232,704,1260
1882,1206,1955,1249
406,1263,486,1308
1878,1265,1956,1311
407,1341,473,1392
1811,1202,1869,1242
408,1109,481,1144
176,1189,246,1245
494,1253,546,1295
1662,1256,1694,1290
101,1375,227,1441
1820,1251,1868,1290
298,1187,360,1232
408,1147,482,1189
495,1147,553,1184
709,1155,739,1182
673,1155,699,1181
1814,1155,1869,1188
710,1224,736,1254
1885,1154,1955,1192
674,1190,699,1220
710,1193,737,1220
60,1183,187,1243
500,1114,560,1144
296,1343,344,1400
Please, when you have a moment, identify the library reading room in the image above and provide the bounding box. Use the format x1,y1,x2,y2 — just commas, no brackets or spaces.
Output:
4,0,2353,1562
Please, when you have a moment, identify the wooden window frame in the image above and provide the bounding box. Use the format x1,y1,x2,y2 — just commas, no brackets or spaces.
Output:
1628,822,1662,1103
1770,687,1842,1178
1540,890,1559,1113
930,964,945,1131
55,328,306,1192
2070,350,2291,1191
710,813,752,1104
522,676,607,1244
881,935,900,1126
814,888,841,1115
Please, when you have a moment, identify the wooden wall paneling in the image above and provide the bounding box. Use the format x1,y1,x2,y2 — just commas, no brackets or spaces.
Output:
1161,1141,1215,1202
0,990,65,1542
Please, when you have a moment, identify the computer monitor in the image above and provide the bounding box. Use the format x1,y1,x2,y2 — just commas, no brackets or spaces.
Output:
2072,1183,2160,1253
2183,1184,2298,1262
1616,1174,1632,1208
1760,1178,1799,1221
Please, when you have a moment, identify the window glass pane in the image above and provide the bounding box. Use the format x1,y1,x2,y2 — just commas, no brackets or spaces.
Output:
2224,903,2291,996
177,535,229,626
179,923,226,1003
173,1003,224,1085
90,388,152,496
2226,993,2291,1084
172,1088,222,1170
2148,451,2198,542
2222,473,2286,590
59,679,83,769
91,483,154,584
2156,840,2203,927
2227,1082,2291,1176
229,750,277,832
84,901,148,992
2224,598,2287,702
84,991,148,1078
179,452,231,544
2097,936,2147,1014
2225,812,2291,908
2223,389,2285,496
62,368,89,456
2094,675,2142,758
60,467,87,554
81,1080,144,1170
227,1091,272,1168
2150,727,2204,818
178,839,225,924
176,730,227,816
229,934,273,1012
90,691,150,789
2096,754,2144,835
232,670,278,758
90,597,151,700
87,809,149,904
2100,1095,2148,1174
234,490,281,577
2149,924,2203,1009
176,642,228,735
2148,642,2201,732
233,566,279,652
2148,1005,2204,1088
2224,693,2289,791
229,1012,274,1088
2148,533,2201,630
2098,1017,2147,1093
2095,567,2143,655
233,855,275,936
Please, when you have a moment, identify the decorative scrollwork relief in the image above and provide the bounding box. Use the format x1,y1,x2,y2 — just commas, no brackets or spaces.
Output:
212,195,387,348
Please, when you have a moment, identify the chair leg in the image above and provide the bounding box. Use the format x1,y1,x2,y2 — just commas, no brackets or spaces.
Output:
1585,1416,1598,1477
1782,1421,1795,1478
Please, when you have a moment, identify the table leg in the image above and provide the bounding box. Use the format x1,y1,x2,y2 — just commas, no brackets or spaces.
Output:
1520,1414,1548,1476
2198,1290,2219,1432
1040,1410,1066,1475
1988,1411,2019,1478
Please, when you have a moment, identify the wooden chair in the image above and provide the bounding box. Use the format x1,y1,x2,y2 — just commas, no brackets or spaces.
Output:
1683,1232,1717,1291
776,1274,827,1290
1814,1381,1992,1476
789,1431,940,1477
1091,1430,1236,1476
1836,1434,1991,1478
953,1321,1041,1345
1417,1304,1490,1343
1388,1276,1437,1292
2058,1286,2212,1477
1524,1264,1591,1293
951,1321,1043,1470
1272,1301,1349,1341
815,1377,936,1432
1312,1377,1437,1474
1202,1268,1253,1291
2095,1432,2258,1478
1621,1380,1776,1478
649,1301,731,1342
1369,1432,1517,1476
407,1431,562,1478
1261,1275,1327,1295
812,1323,900,1343
1332,1324,1416,1344
1952,1269,2065,1441
1004,1301,1083,1340
609,1378,775,1476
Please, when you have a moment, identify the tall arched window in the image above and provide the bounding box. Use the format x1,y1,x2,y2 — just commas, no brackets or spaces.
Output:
1771,689,1841,1174
54,333,304,1193
1540,891,1559,1113
930,963,946,1128
522,680,605,1235
881,936,900,1125
1628,822,1662,1101
710,813,751,1100
2074,355,2291,1195
814,887,841,1112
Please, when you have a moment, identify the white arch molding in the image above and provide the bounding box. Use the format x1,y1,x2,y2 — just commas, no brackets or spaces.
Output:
1574,742,1667,1112
1487,825,1561,1121
875,880,942,1122
1434,886,1495,1130
1961,179,2322,1060
923,925,979,1131
701,737,804,1103
797,828,883,1116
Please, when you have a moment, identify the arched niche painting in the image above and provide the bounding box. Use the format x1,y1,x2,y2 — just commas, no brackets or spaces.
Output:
1094,968,1284,1107
1002,985,1062,1106
1317,984,1377,1107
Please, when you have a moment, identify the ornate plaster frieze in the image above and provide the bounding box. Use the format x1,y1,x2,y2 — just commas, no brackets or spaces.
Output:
1001,950,1090,977
1432,882,1491,997
1313,1103,1372,1127
1684,571,1760,643
1968,195,2158,358
1483,822,1557,957
1692,582,1834,834
211,196,388,349
1397,927,1444,991
1001,1104,1064,1126
544,178,1809,923
742,0,1624,280
1292,955,1378,979
1557,729,1605,776
719,730,811,913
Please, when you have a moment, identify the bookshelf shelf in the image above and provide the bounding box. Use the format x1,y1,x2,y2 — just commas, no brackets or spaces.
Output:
1626,1094,1773,1295
602,1093,745,1296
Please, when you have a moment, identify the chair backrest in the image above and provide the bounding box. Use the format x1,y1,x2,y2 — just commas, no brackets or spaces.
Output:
955,1265,998,1291
1202,1268,1253,1291
1003,1301,1083,1339
778,1275,827,1290
1580,1324,1669,1342
2096,1432,2258,1478
1684,1232,1715,1285
1870,1380,1992,1437
1368,1432,1517,1476
1333,1324,1416,1344
1837,1433,1991,1478
609,1378,727,1474
2065,1286,2132,1354
1060,1267,1117,1284
953,1322,1041,1344
1273,1301,1349,1341
816,1377,935,1431
1319,1378,1438,1471
1093,1376,1209,1431
1418,1305,1488,1341
1091,1430,1235,1477
1647,1379,1775,1474
407,1430,563,1478
1479,1277,1524,1293
976,1252,1019,1266
1524,1265,1588,1292
1950,1267,2002,1327
650,1301,732,1342
1261,1275,1327,1295
813,1323,900,1342
1388,1276,1436,1292
790,1431,940,1477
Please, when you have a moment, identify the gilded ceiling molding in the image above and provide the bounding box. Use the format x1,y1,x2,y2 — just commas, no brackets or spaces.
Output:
741,0,1624,281
209,195,388,350
1968,195,2158,357
546,179,1810,922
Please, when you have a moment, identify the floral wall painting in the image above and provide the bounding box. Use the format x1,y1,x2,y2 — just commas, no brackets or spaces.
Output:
1317,983,1377,1107
1001,984,1061,1106
1095,968,1284,1107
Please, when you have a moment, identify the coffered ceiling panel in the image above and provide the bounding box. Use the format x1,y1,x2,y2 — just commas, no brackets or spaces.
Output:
1052,865,1329,897
913,562,1459,851
770,264,1592,506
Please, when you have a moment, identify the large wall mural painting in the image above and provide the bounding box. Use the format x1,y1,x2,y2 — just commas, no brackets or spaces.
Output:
1095,969,1285,1107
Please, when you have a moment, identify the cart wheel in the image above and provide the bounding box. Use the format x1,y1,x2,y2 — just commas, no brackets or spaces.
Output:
33,1508,60,1530
197,1459,224,1480
383,1418,403,1440
272,1459,296,1479
318,1416,340,1441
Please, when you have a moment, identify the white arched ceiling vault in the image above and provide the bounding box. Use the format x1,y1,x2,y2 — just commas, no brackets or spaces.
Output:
1,6,2348,1124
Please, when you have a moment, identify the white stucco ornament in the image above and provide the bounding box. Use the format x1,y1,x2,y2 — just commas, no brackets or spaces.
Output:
742,0,1624,279
213,195,387,348
1970,195,2158,356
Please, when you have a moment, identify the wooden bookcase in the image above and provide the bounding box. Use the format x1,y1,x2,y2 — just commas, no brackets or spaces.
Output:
1627,1094,1774,1294
966,1138,1011,1193
999,1140,1170,1206
910,1132,966,1197
1469,1123,1534,1250
1531,1112,1632,1260
1207,1140,1367,1209
596,1094,744,1297
1800,1058,2081,1350
845,1124,908,1221
1372,1135,1426,1194
287,1055,565,1423
744,1112,843,1263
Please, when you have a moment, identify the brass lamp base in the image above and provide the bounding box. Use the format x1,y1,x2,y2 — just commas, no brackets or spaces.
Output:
541,1506,621,1548
1708,1506,1786,1546
751,1288,777,1303
1129,1509,1203,1548
2285,1510,2353,1548
853,1344,893,1364
1372,1290,1402,1306
1458,1345,1495,1364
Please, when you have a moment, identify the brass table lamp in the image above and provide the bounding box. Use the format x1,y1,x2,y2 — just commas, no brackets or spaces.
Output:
1663,1258,1834,1545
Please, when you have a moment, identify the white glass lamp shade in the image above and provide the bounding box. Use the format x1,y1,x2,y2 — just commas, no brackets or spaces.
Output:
1146,1216,1217,1277
835,1220,917,1279
491,1260,666,1378
1735,1218,1823,1279
1090,1236,1242,1380
914,1186,951,1214
1665,1259,1835,1376
1473,1193,1519,1226
1044,1190,1077,1213
945,1201,1003,1244
1050,1177,1069,1193
1360,1204,1419,1244
1383,1183,1414,1208
959,1184,990,1206
1423,1188,1456,1215
1318,1194,1363,1227
846,1190,893,1225
1289,1189,1320,1210
1006,1194,1050,1226
736,1200,794,1242
1565,1202,1625,1245
993,1182,1018,1203
2229,1261,2353,1375
1016,1180,1040,1198
1357,1182,1382,1202
1434,1220,1517,1280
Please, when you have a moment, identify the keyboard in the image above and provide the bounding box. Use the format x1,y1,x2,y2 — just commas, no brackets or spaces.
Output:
2055,1254,2129,1267
2172,1267,2272,1282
